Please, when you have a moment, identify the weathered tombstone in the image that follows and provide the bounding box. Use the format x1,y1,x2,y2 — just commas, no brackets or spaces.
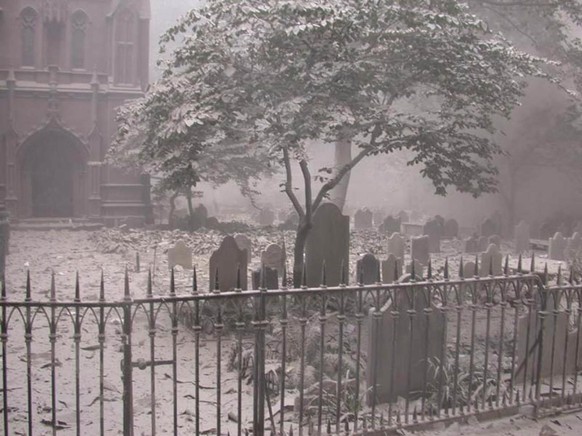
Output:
190,204,208,229
367,288,445,403
251,267,279,290
480,218,497,238
423,219,442,253
464,235,479,253
515,295,582,383
234,234,252,260
354,208,374,230
479,244,502,277
356,253,380,284
539,221,555,240
433,215,445,229
305,203,349,287
443,218,459,239
514,221,530,254
387,232,406,260
463,261,476,277
401,223,424,237
492,211,503,235
380,216,401,236
488,234,501,249
549,232,567,261
261,243,285,274
209,236,248,291
477,236,489,252
381,254,402,284
258,208,275,227
411,236,430,265
206,216,220,229
167,241,193,270
566,232,582,259
397,210,409,223
373,211,385,228
405,259,424,277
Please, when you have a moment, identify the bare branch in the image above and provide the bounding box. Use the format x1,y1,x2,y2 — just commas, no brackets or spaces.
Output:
283,146,305,218
299,160,312,224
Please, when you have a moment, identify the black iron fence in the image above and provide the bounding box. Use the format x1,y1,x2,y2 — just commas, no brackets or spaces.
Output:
1,260,582,435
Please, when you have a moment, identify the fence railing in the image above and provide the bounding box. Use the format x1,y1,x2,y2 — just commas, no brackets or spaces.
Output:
1,260,581,435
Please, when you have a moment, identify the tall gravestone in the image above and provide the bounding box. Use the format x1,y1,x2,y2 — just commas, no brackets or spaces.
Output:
411,236,430,265
261,243,285,274
367,288,446,404
373,211,385,228
356,254,380,284
444,218,459,239
191,204,208,229
488,234,501,249
514,221,530,254
423,219,442,253
397,210,409,223
381,254,402,284
549,232,567,261
354,208,373,230
380,216,401,236
167,241,193,270
387,232,405,260
234,234,252,260
479,244,502,277
305,203,349,287
464,235,479,253
567,232,582,259
480,218,497,238
209,236,248,291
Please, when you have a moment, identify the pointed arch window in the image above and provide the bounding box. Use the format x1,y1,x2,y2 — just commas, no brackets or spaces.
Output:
71,10,88,69
21,7,37,67
114,8,136,85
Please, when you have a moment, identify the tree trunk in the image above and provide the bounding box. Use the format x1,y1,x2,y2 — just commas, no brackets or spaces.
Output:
168,192,179,227
186,190,195,231
329,138,352,213
293,219,312,287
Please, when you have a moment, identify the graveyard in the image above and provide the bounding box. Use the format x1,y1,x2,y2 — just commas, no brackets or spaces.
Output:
2,205,581,435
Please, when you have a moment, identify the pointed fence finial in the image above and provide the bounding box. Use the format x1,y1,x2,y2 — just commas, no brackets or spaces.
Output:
282,262,288,289
100,269,105,301
340,259,346,286
192,266,198,294
557,264,562,285
301,259,307,288
75,271,80,302
544,263,549,286
237,264,242,290
0,273,5,299
411,259,416,278
214,267,220,293
260,263,267,290
321,260,327,287
147,269,153,298
170,267,176,296
394,258,399,283
489,254,494,276
135,252,140,273
50,270,56,302
26,270,31,301
474,255,479,277
569,265,575,284
530,254,535,274
504,255,509,275
459,256,464,279
124,267,130,301
376,261,381,284
444,257,449,279
517,254,522,273
427,259,432,279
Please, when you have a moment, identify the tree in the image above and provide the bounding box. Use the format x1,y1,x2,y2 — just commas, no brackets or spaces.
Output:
117,0,553,284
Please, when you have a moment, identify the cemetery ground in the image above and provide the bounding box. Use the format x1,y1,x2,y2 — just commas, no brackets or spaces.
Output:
2,226,582,435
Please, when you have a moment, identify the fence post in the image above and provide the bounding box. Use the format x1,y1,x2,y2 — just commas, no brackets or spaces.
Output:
253,269,267,435
122,270,134,436
0,203,9,278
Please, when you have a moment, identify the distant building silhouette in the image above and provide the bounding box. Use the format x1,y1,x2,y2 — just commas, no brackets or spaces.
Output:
0,0,152,224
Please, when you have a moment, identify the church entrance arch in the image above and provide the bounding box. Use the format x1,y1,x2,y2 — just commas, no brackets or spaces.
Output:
19,129,87,218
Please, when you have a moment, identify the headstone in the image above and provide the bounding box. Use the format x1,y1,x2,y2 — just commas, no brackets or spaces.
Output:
387,233,406,260
411,236,430,265
464,235,479,253
209,236,248,291
433,215,445,229
423,219,442,253
258,208,275,227
380,216,401,236
405,259,424,278
261,244,285,274
191,204,208,229
251,267,278,290
381,254,402,284
549,232,567,261
462,261,476,278
514,221,530,254
234,234,252,260
488,234,501,249
401,223,424,237
305,203,349,287
491,211,503,235
354,208,374,230
356,254,380,284
397,210,409,223
539,221,555,240
566,232,582,259
480,218,497,238
515,294,582,383
367,288,446,403
373,211,385,228
443,219,459,239
479,244,502,277
477,236,489,252
206,216,220,229
167,241,193,270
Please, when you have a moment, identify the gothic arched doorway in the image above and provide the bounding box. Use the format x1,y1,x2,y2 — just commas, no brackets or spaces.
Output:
19,129,87,218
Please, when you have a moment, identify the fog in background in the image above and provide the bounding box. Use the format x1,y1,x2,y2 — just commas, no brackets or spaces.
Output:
148,1,582,230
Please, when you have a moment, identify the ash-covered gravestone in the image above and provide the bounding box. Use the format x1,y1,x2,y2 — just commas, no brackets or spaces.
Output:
380,216,401,236
167,241,192,270
387,232,405,261
261,243,285,274
480,217,498,238
209,236,248,291
423,218,442,253
356,253,380,284
479,244,502,277
305,203,349,287
549,232,566,261
411,235,429,265
443,218,459,239
566,232,582,259
234,234,252,260
381,254,402,284
367,287,446,404
514,220,530,254
354,208,373,230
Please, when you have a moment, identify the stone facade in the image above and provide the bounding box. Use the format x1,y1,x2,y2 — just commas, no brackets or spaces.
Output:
0,0,152,224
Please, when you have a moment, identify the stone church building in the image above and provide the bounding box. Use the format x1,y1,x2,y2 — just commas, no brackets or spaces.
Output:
0,0,152,224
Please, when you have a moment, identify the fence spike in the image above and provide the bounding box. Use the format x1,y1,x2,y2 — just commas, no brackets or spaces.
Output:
99,269,105,301
123,267,130,300
376,260,381,284
459,256,464,279
570,265,575,284
261,262,267,290
289,425,293,436
321,260,327,287
147,269,152,298
488,395,493,409
50,270,56,302
345,419,349,432
170,266,176,296
396,410,401,426
474,255,479,277
516,390,521,405
340,259,346,285
327,419,331,434
504,255,509,275
530,255,535,274
75,271,80,302
136,252,140,273
301,259,307,288
359,269,364,286
215,267,220,292
411,258,416,278
489,253,494,276
192,266,198,294
557,264,562,285
427,259,432,279
282,262,288,288
517,254,522,273
394,258,400,283
444,257,449,279
413,406,418,422
25,269,31,301
237,264,242,290
544,263,549,286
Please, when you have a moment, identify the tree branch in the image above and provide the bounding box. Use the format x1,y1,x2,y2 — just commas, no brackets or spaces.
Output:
282,146,305,218
299,160,312,224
